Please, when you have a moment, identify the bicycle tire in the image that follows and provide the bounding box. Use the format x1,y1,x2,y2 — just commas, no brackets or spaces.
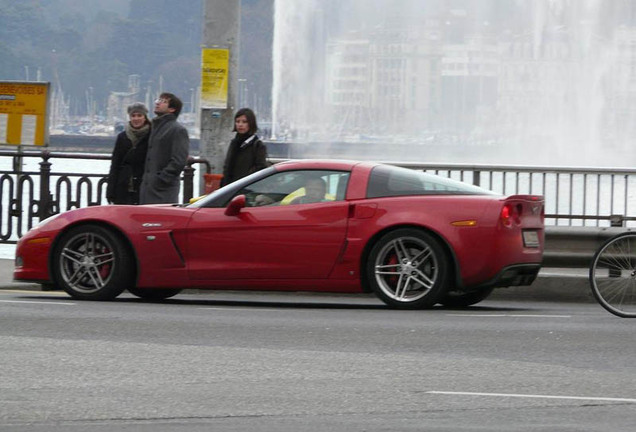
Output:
589,232,636,318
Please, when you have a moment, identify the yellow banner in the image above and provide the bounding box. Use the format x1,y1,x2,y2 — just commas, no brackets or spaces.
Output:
0,81,49,146
200,48,229,109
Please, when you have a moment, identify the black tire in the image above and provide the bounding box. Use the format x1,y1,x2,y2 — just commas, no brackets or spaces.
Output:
51,224,134,300
589,232,636,318
128,287,182,301
367,228,449,309
40,282,60,291
440,287,495,308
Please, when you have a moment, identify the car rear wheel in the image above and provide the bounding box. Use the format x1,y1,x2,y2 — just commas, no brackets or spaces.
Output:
367,228,449,309
439,286,495,308
52,224,133,300
128,287,182,300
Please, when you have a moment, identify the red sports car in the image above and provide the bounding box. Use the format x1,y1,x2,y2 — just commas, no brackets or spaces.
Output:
14,160,544,309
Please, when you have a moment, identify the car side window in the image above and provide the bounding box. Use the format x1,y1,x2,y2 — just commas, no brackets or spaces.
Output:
235,170,350,207
367,165,489,198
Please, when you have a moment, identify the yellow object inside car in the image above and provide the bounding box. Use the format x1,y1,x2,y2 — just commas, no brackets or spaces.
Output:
188,188,336,206
281,188,335,205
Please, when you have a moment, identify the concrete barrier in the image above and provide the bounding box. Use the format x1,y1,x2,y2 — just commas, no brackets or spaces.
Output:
543,226,636,268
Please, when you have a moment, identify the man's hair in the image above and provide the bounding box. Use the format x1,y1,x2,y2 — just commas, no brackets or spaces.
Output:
233,107,258,135
160,92,183,117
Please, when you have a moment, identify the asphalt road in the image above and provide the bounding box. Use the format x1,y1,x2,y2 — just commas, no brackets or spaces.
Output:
1,289,635,432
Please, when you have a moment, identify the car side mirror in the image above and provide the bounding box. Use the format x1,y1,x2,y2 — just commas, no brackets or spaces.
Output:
225,195,246,216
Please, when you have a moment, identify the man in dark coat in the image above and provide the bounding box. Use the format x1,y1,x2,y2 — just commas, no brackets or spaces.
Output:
139,93,190,204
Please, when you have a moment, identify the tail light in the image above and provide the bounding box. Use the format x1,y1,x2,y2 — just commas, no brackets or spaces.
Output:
500,203,521,227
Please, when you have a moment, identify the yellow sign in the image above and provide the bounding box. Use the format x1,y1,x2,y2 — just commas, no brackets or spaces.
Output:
200,48,229,109
0,81,49,146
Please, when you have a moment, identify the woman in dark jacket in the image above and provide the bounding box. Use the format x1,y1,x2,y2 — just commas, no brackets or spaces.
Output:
220,107,268,187
107,102,150,204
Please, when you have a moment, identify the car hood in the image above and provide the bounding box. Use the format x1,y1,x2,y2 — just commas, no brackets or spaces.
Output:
34,204,198,237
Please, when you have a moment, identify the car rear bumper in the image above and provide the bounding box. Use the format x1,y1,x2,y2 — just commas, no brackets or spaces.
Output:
480,263,542,289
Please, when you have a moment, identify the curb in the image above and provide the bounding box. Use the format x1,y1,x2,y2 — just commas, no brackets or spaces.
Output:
1,274,595,303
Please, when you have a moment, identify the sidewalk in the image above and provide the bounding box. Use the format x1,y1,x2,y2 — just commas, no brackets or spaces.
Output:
0,259,595,303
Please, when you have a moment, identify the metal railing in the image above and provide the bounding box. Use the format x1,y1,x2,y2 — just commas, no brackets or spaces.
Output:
0,149,209,244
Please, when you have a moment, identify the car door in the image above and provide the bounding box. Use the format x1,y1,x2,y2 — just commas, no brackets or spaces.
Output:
186,170,351,280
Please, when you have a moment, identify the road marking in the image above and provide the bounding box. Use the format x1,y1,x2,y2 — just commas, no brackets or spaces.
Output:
427,391,636,403
0,299,75,306
446,314,571,318
200,307,289,312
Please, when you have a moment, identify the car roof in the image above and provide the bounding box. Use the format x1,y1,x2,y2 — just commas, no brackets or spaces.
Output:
273,159,379,172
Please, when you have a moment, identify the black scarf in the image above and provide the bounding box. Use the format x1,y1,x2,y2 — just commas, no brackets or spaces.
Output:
125,122,150,147
232,133,256,148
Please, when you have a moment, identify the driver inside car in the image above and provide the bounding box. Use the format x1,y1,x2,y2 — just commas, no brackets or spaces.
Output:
290,177,327,204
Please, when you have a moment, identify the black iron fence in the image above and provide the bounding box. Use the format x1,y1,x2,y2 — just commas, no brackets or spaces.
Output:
0,149,209,244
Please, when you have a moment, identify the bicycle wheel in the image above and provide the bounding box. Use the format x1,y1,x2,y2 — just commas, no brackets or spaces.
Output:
589,232,636,318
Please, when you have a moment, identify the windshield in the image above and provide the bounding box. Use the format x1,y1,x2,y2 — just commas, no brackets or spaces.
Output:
188,166,277,208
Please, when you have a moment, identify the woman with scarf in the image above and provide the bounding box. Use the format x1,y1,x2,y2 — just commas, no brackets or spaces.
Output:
220,107,268,187
107,102,151,204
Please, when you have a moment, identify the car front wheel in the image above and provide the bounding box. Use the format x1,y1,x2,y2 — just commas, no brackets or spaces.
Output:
52,225,134,300
367,228,449,309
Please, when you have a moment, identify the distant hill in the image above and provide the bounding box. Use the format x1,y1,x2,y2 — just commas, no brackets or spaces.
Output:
0,0,273,118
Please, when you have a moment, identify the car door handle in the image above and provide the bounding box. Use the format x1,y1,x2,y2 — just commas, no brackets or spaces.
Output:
349,203,377,219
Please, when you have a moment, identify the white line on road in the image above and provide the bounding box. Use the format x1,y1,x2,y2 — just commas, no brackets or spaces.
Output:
0,299,75,306
200,307,289,312
446,314,571,318
427,391,636,403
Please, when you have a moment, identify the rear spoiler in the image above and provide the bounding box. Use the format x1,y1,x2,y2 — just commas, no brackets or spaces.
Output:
503,195,544,202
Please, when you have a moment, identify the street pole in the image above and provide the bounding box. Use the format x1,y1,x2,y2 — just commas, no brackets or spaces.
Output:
200,0,240,177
